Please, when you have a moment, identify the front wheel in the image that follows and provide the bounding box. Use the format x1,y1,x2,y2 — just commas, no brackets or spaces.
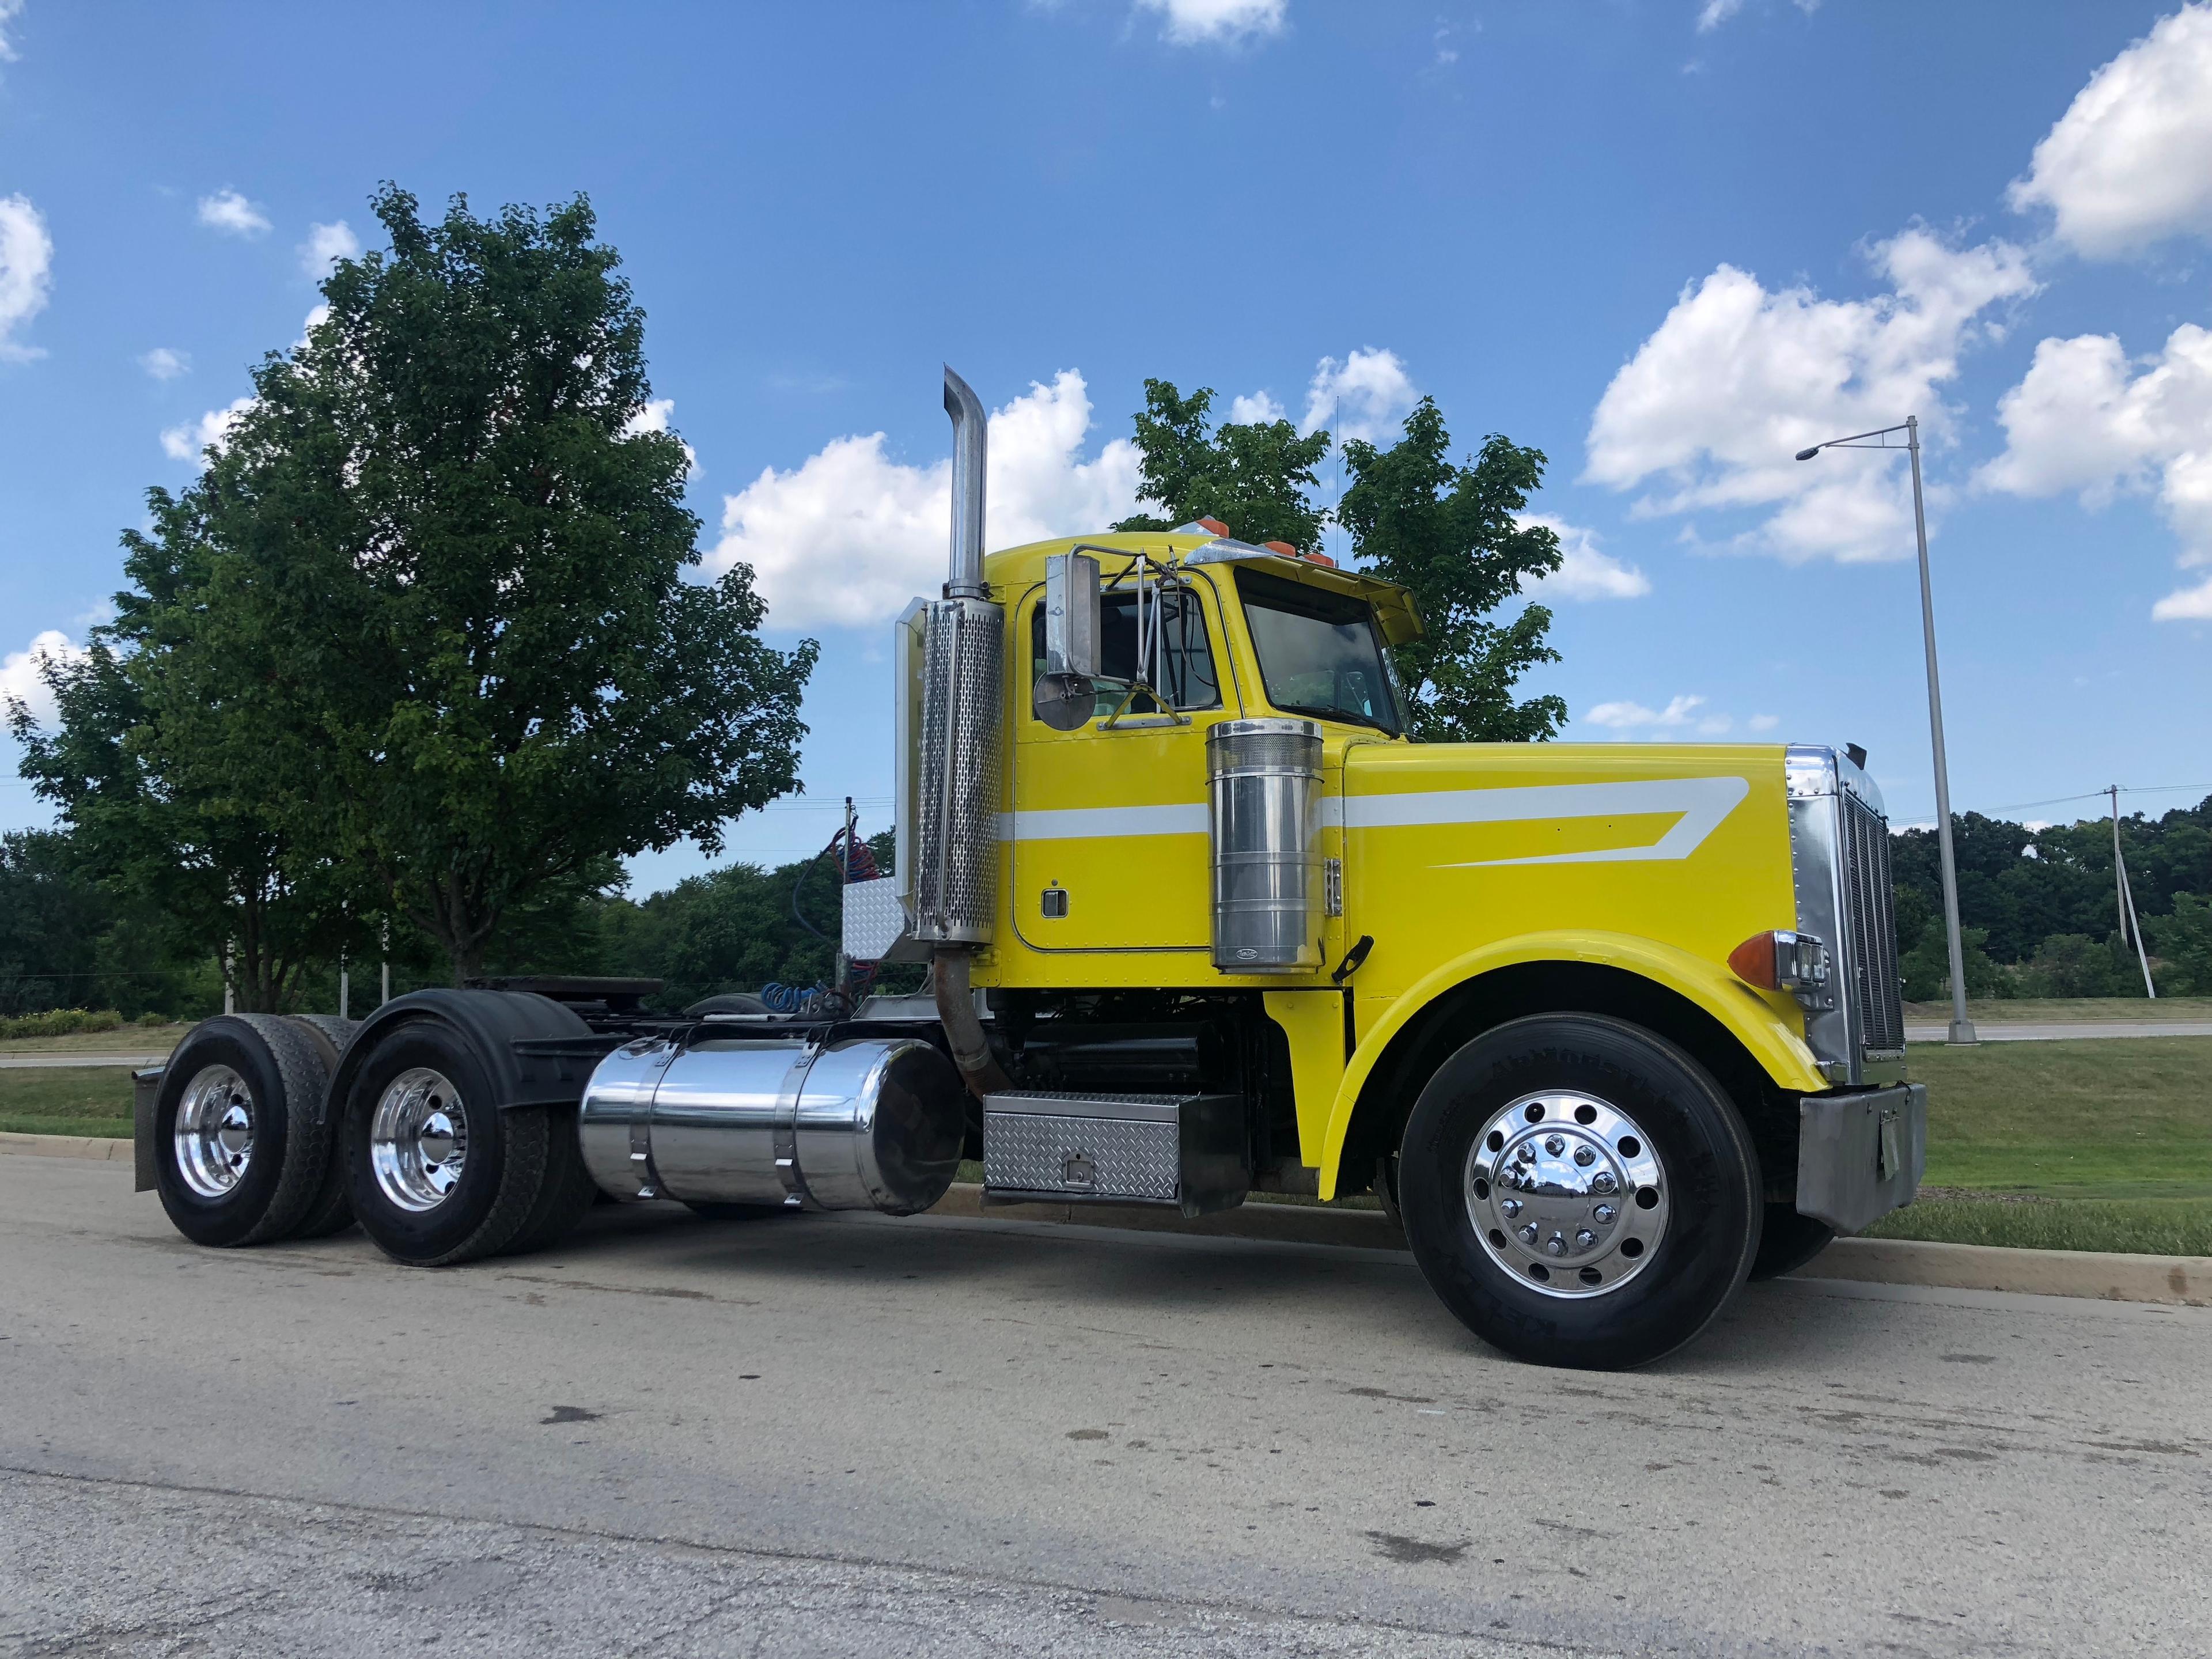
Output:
1397,1014,1762,1371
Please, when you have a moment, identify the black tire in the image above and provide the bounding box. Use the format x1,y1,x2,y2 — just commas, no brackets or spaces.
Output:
502,1104,599,1256
282,1015,362,1241
154,1015,334,1249
1397,1013,1762,1371
1749,1204,1835,1281
340,1020,550,1267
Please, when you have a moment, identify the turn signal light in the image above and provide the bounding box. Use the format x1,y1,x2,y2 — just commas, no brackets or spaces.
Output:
1730,930,1833,1009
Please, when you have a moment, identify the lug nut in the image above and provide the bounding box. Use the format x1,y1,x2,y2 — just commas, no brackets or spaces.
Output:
1501,1199,1522,1219
1593,1204,1616,1225
1543,1233,1566,1257
1516,1144,1536,1164
1575,1229,1597,1251
1517,1224,1539,1244
1544,1135,1565,1156
1574,1145,1596,1166
1591,1172,1617,1195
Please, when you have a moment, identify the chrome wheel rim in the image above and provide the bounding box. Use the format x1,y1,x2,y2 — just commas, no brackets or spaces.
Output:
369,1068,469,1213
175,1065,255,1198
1464,1089,1668,1299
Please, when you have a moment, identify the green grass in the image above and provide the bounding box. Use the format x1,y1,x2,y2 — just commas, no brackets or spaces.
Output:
1902,1037,2211,1199
0,1067,135,1139
1864,1197,2212,1256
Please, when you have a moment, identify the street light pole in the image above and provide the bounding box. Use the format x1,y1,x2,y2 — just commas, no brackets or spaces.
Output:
1904,418,1976,1044
1796,416,1977,1044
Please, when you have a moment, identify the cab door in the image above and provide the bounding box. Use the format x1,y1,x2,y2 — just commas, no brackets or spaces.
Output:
1009,576,1235,955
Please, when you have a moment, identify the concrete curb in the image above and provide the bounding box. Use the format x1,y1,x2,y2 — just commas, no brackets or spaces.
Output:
0,1130,131,1163
1789,1235,2211,1308
7,1135,2205,1308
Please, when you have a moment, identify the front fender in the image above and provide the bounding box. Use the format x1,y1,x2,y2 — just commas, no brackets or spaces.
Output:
1316,931,1826,1199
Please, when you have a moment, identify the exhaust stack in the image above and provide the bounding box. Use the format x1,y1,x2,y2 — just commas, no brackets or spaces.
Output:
944,366,988,600
914,368,1010,1094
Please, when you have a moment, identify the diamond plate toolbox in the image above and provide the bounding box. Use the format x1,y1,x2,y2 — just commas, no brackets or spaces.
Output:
982,1090,1249,1217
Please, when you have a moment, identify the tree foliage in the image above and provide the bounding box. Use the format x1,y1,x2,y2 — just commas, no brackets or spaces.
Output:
1338,400,1566,743
1111,380,1332,550
10,483,366,1010
18,185,823,987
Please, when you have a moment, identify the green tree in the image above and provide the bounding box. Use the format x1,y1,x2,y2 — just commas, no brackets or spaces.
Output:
1111,380,1332,550
1337,399,1566,743
188,185,818,980
11,500,366,1012
2146,893,2212,995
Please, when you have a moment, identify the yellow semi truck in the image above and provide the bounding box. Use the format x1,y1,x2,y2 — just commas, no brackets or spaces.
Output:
138,368,1923,1370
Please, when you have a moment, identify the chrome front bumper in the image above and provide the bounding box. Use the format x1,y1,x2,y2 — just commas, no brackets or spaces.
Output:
1796,1082,1927,1234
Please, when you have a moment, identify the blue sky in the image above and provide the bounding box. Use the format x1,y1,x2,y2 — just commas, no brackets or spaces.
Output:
2,0,2208,895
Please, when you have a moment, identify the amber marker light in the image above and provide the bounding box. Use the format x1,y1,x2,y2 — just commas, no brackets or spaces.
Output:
1729,930,1832,1006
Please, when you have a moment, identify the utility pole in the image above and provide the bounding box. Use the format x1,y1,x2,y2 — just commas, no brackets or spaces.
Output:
380,918,391,1007
2109,786,2158,998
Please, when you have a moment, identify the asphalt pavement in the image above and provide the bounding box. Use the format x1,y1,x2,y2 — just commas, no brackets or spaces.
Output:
2,1158,2208,1658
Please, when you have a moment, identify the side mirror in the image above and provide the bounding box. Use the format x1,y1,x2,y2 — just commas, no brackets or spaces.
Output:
1034,552,1100,731
1043,552,1100,677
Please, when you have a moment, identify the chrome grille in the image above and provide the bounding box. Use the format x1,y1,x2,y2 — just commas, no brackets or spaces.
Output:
1838,792,1903,1052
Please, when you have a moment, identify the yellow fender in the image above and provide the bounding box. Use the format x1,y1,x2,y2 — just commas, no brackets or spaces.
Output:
1315,930,1827,1199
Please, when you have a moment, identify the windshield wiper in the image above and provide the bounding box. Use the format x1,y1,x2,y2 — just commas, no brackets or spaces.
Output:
1272,700,1396,736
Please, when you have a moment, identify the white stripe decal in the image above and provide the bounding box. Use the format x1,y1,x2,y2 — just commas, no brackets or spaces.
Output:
1001,803,1210,840
1002,775,1750,865
1346,776,1749,866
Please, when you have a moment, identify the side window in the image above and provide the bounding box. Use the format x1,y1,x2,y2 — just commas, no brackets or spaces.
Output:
1029,586,1222,720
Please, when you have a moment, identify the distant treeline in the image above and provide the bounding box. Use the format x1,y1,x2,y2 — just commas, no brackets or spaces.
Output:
1891,796,2211,999
6,802,2209,1020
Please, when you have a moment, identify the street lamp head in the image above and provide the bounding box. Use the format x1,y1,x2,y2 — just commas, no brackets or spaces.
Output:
1794,446,1822,462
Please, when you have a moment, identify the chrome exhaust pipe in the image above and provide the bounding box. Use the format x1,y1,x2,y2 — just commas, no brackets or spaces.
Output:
944,366,987,600
918,367,1009,1096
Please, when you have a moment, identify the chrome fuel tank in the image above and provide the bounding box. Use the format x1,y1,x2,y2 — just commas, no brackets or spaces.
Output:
578,1034,966,1215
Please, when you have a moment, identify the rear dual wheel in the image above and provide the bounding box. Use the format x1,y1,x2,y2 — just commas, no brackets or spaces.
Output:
155,1016,336,1248
1398,1014,1762,1371
339,1021,594,1267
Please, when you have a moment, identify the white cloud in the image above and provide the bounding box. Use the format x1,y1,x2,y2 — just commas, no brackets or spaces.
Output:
1521,514,1652,600
0,194,52,362
2007,3,2212,259
0,0,24,62
1303,347,1417,444
1695,0,1817,31
298,219,360,280
622,397,698,476
1584,228,2035,562
1134,0,1286,46
705,369,1143,630
1227,389,1286,425
1747,713,1780,732
196,190,271,238
0,630,86,728
160,396,253,461
1583,694,1706,730
1977,323,2212,621
138,346,190,380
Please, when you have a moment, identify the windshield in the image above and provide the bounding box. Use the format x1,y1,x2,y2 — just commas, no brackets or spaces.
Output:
1235,567,1403,734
